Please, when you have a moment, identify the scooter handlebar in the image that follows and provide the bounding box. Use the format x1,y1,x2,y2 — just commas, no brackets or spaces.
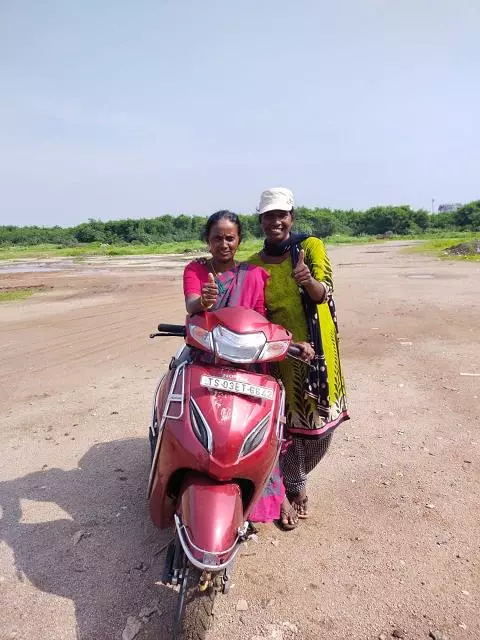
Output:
287,344,302,358
157,323,186,336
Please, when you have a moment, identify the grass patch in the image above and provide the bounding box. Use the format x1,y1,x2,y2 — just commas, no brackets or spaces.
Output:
0,241,208,260
0,288,36,302
0,235,384,262
405,234,480,261
2,232,470,263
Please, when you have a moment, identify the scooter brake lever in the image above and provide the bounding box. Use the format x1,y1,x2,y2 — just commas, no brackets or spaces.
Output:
287,354,316,368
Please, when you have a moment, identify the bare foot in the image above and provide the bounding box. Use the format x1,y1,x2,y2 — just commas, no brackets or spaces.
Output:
278,497,299,531
287,489,309,519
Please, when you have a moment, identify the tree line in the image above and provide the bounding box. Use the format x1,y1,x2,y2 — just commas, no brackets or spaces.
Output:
1,201,479,246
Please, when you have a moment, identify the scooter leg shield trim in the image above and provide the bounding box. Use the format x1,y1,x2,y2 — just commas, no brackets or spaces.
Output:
174,514,241,571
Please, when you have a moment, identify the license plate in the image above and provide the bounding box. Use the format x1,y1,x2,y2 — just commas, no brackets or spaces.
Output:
200,375,274,400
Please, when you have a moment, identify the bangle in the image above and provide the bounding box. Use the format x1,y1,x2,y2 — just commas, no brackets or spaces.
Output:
200,297,214,311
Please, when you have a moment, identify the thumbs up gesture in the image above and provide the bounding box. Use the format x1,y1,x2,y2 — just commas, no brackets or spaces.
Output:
200,272,218,310
293,249,312,286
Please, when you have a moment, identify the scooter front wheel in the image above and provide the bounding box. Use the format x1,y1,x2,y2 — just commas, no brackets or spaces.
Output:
174,565,216,640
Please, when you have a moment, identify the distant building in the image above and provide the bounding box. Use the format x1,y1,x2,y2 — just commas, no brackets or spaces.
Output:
438,203,462,213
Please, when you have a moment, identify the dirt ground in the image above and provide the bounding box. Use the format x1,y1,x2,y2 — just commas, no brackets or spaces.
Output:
0,243,479,640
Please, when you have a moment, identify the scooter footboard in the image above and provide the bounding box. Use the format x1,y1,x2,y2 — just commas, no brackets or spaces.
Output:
176,474,245,570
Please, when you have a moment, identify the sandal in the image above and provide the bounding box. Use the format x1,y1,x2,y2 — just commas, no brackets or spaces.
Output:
275,499,299,531
287,490,309,519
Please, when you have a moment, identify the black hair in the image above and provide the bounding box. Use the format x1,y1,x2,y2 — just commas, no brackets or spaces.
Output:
202,210,243,242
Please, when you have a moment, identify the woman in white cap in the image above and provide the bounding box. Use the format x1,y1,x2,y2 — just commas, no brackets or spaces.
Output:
248,188,349,521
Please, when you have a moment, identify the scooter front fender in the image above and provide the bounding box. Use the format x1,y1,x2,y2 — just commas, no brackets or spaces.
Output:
177,474,244,569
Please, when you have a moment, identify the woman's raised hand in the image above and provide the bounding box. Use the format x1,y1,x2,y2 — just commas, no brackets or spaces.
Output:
293,250,313,287
200,272,218,310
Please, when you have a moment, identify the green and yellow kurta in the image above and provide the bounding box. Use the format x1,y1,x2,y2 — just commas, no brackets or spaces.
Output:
248,237,349,438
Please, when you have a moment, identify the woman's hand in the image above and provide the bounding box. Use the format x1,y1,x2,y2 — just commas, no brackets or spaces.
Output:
293,249,328,303
293,250,313,287
293,341,316,362
200,273,218,309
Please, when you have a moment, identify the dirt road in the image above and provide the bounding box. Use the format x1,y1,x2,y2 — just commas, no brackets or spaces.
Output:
0,244,479,640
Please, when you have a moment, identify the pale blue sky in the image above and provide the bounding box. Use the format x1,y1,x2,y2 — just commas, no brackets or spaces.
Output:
0,0,478,226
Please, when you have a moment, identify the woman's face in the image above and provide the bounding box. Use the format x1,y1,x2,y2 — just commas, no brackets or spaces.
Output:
260,209,294,244
207,219,241,264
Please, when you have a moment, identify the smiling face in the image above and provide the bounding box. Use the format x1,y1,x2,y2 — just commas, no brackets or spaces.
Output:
207,219,241,264
260,209,294,244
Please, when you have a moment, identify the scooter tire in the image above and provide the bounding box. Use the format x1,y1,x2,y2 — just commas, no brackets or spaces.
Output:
176,567,216,640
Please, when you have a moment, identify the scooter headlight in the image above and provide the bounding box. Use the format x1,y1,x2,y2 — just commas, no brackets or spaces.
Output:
212,326,266,363
240,414,270,458
190,399,213,453
189,325,213,352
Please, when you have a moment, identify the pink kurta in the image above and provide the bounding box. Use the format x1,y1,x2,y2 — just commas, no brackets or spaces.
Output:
183,258,285,523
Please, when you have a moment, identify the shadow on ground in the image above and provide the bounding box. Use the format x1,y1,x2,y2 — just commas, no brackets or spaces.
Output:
0,438,178,639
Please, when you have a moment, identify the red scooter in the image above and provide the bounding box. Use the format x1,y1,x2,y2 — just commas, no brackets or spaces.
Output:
148,307,300,639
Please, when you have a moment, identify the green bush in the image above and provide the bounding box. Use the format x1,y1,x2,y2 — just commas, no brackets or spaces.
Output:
2,199,479,247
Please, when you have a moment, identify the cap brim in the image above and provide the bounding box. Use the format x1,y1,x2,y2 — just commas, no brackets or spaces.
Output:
258,202,291,215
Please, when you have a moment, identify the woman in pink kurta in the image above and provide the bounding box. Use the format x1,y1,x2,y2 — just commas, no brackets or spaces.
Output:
183,259,268,315
182,210,297,529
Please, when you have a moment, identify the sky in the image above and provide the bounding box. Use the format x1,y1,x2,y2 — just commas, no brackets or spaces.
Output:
0,0,479,226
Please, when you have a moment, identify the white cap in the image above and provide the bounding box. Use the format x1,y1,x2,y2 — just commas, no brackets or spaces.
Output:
258,187,295,215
